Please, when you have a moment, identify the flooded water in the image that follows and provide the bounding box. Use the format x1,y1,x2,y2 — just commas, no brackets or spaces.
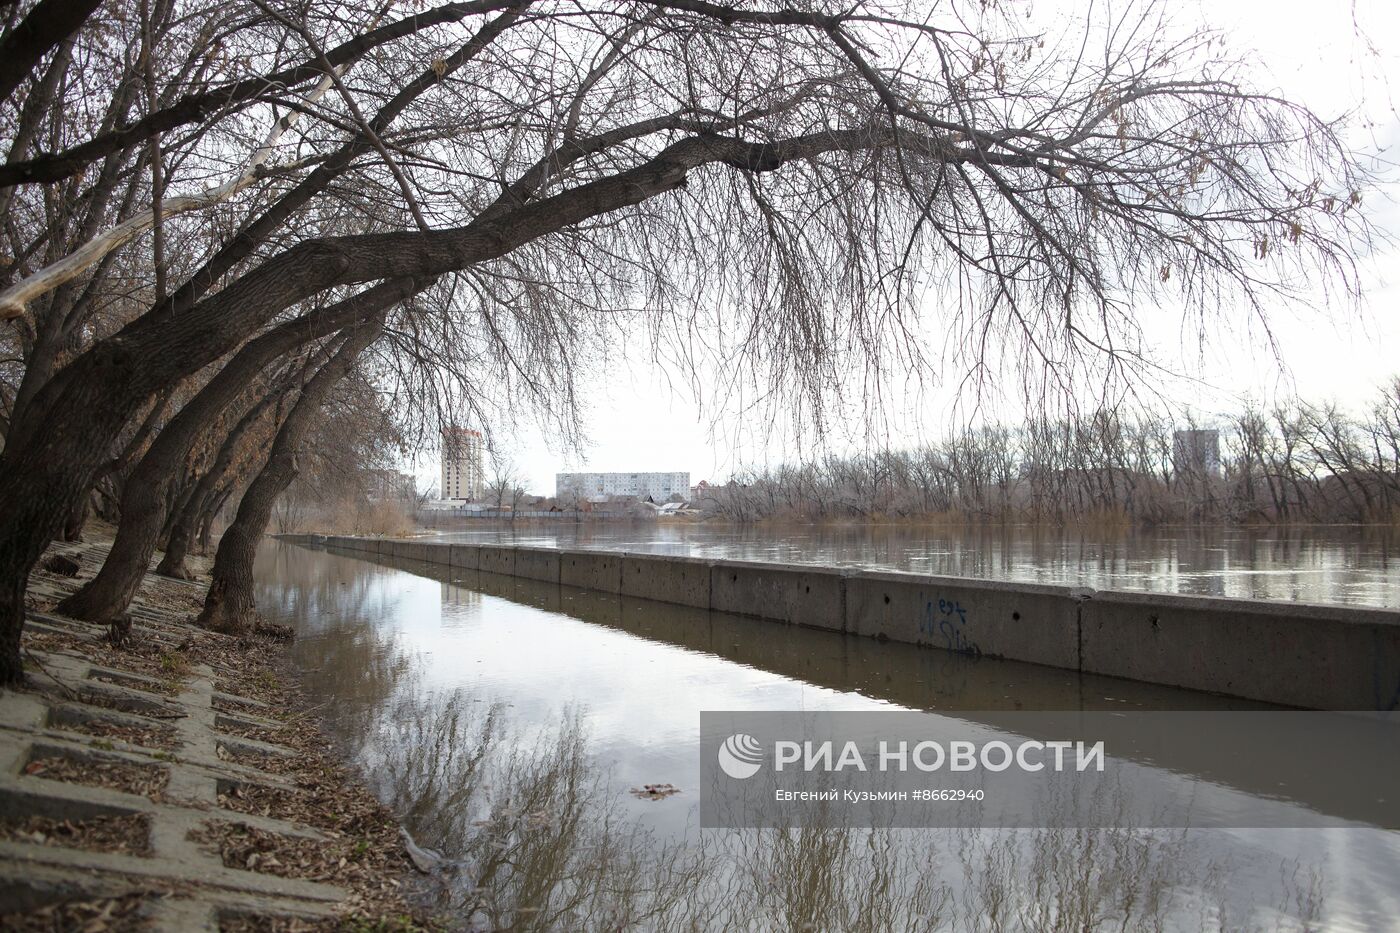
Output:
426,522,1400,608
256,540,1400,931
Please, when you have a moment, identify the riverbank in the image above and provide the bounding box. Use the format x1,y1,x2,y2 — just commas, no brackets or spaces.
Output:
292,532,1400,710
0,530,436,931
268,533,1400,930
389,520,1400,608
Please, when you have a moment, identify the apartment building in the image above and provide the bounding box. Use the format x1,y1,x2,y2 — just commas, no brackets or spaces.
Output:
442,427,485,500
556,471,690,502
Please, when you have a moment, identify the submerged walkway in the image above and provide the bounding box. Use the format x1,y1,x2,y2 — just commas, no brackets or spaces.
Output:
0,535,420,931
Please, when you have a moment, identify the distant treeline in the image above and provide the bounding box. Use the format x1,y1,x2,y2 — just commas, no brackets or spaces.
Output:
701,382,1400,525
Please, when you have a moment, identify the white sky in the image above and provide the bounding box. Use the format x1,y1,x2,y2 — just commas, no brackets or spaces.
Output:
418,0,1400,496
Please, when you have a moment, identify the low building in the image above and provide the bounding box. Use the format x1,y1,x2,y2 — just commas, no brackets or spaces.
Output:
556,471,690,502
421,500,488,512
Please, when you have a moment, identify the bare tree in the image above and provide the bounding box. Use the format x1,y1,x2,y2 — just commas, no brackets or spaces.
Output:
704,380,1400,526
485,457,527,518
0,0,1377,681
199,317,385,633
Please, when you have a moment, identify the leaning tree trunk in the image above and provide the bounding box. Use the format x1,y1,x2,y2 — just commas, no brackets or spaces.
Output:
199,319,383,634
0,111,676,679
156,477,199,553
155,495,204,581
197,486,235,554
55,416,225,621
61,493,90,543
55,388,176,546
56,405,164,547
156,387,285,579
56,280,416,622
0,335,162,684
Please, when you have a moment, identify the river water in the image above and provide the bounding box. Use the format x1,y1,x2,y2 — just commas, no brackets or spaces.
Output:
255,538,1400,931
426,522,1400,608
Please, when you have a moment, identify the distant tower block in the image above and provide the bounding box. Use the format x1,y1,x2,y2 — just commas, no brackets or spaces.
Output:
1172,429,1221,478
442,428,485,500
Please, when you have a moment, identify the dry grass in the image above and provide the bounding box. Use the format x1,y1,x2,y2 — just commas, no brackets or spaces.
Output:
291,500,416,538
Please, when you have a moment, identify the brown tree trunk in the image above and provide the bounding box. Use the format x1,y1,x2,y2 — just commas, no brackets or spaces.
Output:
156,477,198,553
55,418,230,622
156,385,287,579
197,487,232,554
52,391,172,545
61,494,89,543
198,319,383,634
156,510,199,580
55,280,417,622
0,337,150,684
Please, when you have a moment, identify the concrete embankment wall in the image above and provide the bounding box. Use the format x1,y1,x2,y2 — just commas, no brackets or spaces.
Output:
275,534,1400,711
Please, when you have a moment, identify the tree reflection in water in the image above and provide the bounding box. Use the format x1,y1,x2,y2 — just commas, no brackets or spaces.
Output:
348,690,1323,932
359,694,703,930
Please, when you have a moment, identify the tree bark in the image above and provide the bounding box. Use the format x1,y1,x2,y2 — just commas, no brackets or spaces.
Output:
197,486,234,554
0,0,103,107
51,388,171,544
154,499,201,581
0,572,21,684
61,494,89,543
56,279,418,622
198,319,384,634
155,384,288,580
156,476,198,553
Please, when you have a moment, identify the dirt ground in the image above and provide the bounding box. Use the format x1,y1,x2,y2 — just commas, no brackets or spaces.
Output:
6,528,444,932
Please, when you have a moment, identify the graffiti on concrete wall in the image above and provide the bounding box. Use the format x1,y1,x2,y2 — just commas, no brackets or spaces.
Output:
919,597,982,659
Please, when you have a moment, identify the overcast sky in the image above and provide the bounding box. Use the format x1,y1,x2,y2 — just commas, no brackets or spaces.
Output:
417,0,1400,496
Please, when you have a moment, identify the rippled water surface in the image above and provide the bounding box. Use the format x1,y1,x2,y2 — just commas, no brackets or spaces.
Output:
422,522,1400,607
256,540,1400,931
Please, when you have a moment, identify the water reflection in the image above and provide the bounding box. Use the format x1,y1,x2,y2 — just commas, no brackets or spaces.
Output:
309,685,1330,932
255,541,1400,931
431,522,1400,607
363,697,708,930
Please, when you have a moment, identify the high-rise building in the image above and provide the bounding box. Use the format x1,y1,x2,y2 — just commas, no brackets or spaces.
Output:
1172,429,1221,478
442,428,485,500
556,471,690,502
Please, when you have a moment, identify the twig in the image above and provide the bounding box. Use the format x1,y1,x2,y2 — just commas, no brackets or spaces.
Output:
22,648,78,700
